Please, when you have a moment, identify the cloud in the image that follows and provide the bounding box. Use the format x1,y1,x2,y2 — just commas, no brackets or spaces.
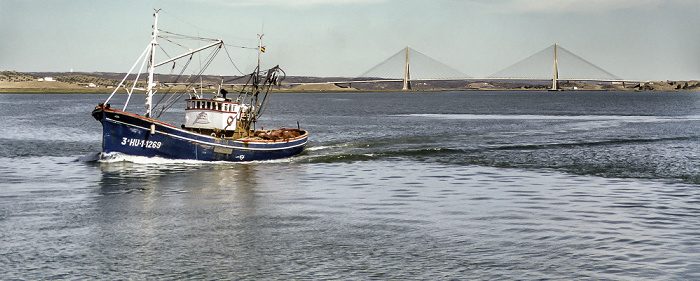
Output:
470,0,699,14
193,0,388,7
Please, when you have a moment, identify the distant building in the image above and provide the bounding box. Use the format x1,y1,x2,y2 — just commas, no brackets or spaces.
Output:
78,83,98,88
38,77,55,82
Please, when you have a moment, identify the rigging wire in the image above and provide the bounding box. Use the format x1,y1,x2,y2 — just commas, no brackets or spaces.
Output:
160,10,251,43
158,35,195,52
161,30,256,51
153,54,194,117
154,46,222,118
129,10,279,120
223,44,246,75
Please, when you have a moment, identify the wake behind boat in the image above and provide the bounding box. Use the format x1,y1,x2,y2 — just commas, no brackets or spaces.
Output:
92,9,308,162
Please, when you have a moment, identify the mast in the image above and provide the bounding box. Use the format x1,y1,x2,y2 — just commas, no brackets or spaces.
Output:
257,34,264,76
145,9,160,118
252,34,264,121
402,46,411,90
552,43,559,91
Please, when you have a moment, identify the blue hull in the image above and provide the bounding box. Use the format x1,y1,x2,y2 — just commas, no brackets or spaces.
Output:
92,106,307,162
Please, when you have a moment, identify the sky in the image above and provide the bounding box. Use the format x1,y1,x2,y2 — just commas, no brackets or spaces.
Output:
1,0,699,81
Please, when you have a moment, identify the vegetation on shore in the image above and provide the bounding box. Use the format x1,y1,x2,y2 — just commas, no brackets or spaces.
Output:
1,71,698,93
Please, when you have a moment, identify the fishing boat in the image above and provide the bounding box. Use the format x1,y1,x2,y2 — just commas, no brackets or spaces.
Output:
92,10,308,162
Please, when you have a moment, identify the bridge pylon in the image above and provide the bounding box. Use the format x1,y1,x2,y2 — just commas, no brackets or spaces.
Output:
551,43,559,91
403,46,411,90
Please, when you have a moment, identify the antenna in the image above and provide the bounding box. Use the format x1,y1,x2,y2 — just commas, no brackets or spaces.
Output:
257,33,265,72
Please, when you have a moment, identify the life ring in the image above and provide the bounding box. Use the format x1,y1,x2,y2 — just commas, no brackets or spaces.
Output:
227,116,235,125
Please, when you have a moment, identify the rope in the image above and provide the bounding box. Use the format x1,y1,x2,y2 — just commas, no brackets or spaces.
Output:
223,44,245,75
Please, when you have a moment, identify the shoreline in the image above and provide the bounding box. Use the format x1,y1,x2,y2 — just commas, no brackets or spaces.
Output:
2,71,698,93
2,87,699,94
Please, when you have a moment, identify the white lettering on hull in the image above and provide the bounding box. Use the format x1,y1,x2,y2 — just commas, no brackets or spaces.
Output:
120,137,162,149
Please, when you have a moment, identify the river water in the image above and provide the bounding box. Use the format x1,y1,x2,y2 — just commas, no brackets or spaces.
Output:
1,91,700,279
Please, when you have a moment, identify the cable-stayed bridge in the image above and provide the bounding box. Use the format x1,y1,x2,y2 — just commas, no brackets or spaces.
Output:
358,47,470,89
489,44,622,90
490,44,620,81
315,44,630,91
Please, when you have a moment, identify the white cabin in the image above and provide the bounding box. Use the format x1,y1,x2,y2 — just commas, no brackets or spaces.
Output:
184,98,249,131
